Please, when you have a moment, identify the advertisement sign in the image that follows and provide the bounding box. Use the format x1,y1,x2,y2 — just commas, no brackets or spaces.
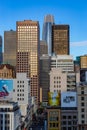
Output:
61,92,77,107
0,79,13,100
48,92,60,106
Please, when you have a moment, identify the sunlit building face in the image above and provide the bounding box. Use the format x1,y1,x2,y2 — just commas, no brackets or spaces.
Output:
16,20,40,104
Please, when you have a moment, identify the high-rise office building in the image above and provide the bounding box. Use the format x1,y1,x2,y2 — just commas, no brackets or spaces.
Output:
40,55,51,104
4,30,16,67
42,15,54,56
52,25,69,55
0,35,3,64
16,20,40,104
40,40,48,56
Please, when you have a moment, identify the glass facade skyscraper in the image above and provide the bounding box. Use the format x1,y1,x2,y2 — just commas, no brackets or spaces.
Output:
42,15,54,56
16,20,40,104
4,30,16,67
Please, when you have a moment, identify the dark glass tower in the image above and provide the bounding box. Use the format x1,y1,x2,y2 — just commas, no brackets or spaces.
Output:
0,36,2,64
42,15,54,56
52,25,70,55
4,30,16,67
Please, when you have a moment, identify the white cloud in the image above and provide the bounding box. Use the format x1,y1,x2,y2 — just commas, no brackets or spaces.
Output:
71,41,87,47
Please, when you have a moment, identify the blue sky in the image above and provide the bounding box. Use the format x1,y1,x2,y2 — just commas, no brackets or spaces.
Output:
0,0,87,59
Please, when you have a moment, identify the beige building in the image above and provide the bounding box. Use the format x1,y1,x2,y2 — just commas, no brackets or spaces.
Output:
77,83,87,130
50,68,80,93
0,64,15,78
16,20,40,104
80,55,87,69
47,107,61,130
50,68,67,93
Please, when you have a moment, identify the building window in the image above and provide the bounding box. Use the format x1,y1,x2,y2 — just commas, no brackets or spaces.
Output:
81,91,84,94
81,102,84,106
62,116,66,119
81,97,84,100
82,120,84,124
81,108,84,112
68,116,71,119
81,114,84,118
63,121,66,125
68,127,72,130
68,121,71,125
53,123,55,127
73,116,76,119
50,123,52,127
62,127,66,130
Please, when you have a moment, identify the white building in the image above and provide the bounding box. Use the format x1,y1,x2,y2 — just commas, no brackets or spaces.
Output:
0,100,21,130
51,55,74,72
13,73,31,127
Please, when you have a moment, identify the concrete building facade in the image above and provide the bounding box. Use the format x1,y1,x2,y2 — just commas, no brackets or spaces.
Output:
51,55,74,72
77,83,87,130
0,64,15,78
61,108,78,130
0,100,20,130
50,68,67,93
47,107,61,130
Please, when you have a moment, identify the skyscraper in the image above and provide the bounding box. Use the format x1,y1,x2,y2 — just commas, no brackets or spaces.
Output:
42,15,54,56
40,55,51,104
40,40,48,56
4,30,16,67
16,20,40,104
52,25,69,55
0,35,3,64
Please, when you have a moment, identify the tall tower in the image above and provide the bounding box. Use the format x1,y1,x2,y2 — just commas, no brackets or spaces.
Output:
42,15,54,56
52,25,69,55
0,35,3,64
4,30,16,67
16,20,40,104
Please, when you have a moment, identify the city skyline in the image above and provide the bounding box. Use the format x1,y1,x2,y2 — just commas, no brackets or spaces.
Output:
0,0,87,58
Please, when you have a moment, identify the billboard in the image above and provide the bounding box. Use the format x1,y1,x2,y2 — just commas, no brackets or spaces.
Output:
61,92,77,107
48,92,60,106
0,79,13,100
